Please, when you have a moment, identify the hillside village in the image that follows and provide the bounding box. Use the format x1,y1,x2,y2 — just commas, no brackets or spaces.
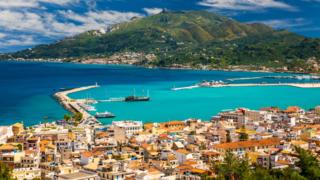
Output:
1,106,320,179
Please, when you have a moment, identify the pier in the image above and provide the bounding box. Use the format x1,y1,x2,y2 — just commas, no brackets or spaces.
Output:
172,83,320,90
54,84,99,123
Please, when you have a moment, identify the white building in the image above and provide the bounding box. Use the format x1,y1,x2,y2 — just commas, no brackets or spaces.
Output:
0,126,13,144
113,121,143,143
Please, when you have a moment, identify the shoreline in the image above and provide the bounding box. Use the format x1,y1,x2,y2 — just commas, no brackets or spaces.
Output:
2,59,318,75
172,83,320,91
53,84,99,122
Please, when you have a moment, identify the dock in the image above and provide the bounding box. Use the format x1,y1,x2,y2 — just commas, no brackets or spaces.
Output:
172,83,320,90
54,84,99,123
208,83,320,88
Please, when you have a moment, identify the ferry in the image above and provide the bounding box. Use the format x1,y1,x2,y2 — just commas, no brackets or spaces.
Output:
125,96,150,102
95,111,116,118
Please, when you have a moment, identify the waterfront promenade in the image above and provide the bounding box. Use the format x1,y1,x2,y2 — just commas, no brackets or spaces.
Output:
172,83,320,90
54,84,99,121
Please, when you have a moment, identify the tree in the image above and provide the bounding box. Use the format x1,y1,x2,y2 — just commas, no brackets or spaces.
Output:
0,162,14,180
226,130,231,143
295,147,320,179
239,133,248,141
17,144,22,151
63,114,71,122
72,112,83,122
215,151,251,180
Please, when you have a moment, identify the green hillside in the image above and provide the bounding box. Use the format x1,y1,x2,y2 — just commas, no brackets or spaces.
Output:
2,11,320,73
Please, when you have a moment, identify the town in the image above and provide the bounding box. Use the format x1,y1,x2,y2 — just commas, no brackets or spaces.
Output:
0,105,320,179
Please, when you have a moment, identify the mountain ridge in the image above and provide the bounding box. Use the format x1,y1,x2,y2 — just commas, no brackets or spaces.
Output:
1,10,320,73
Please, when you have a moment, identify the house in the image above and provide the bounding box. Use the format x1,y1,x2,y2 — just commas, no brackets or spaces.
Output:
172,141,184,150
80,151,94,165
55,170,100,180
13,167,41,180
113,121,143,143
136,168,165,180
174,149,193,164
212,138,281,156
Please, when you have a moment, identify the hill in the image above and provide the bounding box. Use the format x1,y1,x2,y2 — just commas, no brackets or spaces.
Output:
2,11,320,73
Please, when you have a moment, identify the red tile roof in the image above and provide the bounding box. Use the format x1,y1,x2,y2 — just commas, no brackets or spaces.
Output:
213,138,281,150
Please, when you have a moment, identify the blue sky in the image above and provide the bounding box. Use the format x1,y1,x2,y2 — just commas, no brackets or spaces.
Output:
0,0,319,52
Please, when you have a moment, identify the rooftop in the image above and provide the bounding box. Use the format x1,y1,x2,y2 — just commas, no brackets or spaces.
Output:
213,138,281,150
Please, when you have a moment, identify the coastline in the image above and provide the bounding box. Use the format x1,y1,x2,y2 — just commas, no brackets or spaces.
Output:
2,58,318,75
172,83,320,91
53,84,99,121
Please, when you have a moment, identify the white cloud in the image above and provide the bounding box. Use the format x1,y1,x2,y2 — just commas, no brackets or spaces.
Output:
0,10,48,34
198,0,295,11
39,0,79,6
0,33,6,38
0,35,37,47
248,18,309,29
0,0,38,8
0,0,79,9
143,8,163,15
0,9,143,39
58,10,143,35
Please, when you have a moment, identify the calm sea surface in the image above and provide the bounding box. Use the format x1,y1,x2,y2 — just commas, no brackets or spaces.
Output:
1,61,320,126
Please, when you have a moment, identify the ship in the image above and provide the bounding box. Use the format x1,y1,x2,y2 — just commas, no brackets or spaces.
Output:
95,111,116,118
125,96,150,102
125,89,150,102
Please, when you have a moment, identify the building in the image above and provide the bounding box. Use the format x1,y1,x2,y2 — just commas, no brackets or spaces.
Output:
0,126,13,144
212,138,281,155
113,121,143,143
55,170,100,180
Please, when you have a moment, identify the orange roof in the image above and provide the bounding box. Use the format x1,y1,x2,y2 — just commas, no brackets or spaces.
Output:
213,138,281,150
141,143,151,150
25,150,35,155
191,168,207,174
183,160,197,165
284,106,300,113
202,151,220,156
177,165,193,171
0,144,18,151
96,132,108,138
276,160,291,165
175,149,190,155
82,151,93,158
93,151,104,156
167,154,177,160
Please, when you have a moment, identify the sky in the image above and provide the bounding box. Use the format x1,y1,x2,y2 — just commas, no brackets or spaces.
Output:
0,0,319,52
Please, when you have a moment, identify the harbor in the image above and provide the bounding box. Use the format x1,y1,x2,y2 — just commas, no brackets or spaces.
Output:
54,83,152,124
54,84,100,123
172,82,320,90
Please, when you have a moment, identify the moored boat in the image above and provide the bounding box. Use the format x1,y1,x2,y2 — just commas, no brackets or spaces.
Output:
125,96,150,102
95,111,116,118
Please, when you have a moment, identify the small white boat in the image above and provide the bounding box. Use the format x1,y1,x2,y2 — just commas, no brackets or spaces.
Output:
95,111,116,118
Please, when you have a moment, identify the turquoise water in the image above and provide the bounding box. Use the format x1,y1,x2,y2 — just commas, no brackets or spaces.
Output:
69,83,320,124
1,61,320,126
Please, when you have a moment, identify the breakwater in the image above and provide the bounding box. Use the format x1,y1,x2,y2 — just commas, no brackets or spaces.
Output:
172,83,320,91
54,84,99,121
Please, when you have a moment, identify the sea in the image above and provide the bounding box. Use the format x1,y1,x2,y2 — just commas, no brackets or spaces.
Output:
1,61,320,126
